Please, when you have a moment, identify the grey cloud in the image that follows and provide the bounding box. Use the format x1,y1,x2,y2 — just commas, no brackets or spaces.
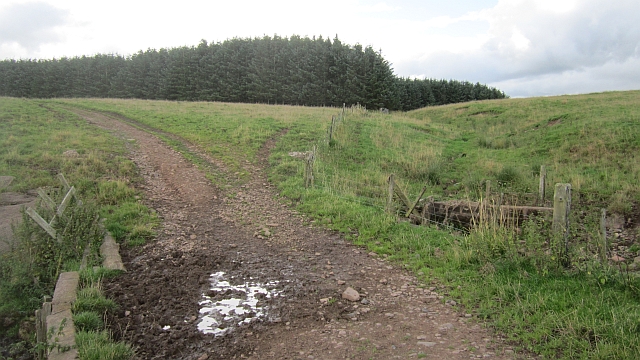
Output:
0,2,69,51
396,0,640,96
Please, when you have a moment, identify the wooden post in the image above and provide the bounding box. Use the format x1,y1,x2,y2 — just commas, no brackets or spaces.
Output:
329,116,335,142
553,183,572,262
539,165,546,205
387,174,395,214
305,146,316,188
485,180,491,200
26,207,58,240
600,208,607,263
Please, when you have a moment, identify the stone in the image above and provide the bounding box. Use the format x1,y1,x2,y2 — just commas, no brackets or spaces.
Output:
0,176,13,190
342,287,360,302
417,341,437,347
610,255,625,262
439,323,454,332
197,355,209,360
63,149,79,158
337,280,346,285
417,335,427,340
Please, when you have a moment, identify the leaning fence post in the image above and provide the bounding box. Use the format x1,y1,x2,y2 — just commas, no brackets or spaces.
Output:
387,174,395,214
600,208,607,263
553,183,572,263
406,187,427,218
485,180,491,201
539,165,546,205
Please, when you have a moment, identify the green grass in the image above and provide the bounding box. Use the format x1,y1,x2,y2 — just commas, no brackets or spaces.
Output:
0,97,156,356
76,330,133,360
33,91,640,358
73,275,132,359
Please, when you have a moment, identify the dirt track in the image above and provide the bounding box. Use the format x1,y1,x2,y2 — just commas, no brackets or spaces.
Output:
71,109,519,359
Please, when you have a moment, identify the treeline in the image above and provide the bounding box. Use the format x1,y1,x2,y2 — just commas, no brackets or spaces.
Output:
0,35,506,110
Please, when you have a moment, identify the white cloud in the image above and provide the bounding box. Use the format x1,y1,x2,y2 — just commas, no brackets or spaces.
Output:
399,0,640,96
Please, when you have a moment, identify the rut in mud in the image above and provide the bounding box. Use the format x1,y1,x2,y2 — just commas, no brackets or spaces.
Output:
72,109,520,360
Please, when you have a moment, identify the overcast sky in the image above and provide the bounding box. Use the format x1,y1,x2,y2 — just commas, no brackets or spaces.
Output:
1,0,639,98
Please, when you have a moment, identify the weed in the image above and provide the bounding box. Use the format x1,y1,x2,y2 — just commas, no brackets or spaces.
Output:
76,330,134,360
74,311,104,332
73,287,117,314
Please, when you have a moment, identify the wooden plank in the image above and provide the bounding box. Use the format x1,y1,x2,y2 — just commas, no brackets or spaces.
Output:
56,186,75,218
26,207,58,240
406,187,427,218
57,173,70,191
36,189,56,211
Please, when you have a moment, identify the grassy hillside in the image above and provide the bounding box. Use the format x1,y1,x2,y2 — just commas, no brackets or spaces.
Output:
43,91,640,359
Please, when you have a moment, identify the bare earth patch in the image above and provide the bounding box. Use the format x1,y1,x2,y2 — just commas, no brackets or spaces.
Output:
71,109,523,359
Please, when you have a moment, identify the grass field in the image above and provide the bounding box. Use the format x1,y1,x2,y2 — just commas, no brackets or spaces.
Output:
2,91,639,358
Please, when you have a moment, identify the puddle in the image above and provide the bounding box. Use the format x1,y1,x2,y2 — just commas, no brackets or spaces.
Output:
197,271,282,337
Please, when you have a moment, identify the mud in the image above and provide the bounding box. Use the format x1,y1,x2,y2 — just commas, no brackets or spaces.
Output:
70,109,518,360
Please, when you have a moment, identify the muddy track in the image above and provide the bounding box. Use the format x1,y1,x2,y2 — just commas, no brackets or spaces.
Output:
71,108,519,360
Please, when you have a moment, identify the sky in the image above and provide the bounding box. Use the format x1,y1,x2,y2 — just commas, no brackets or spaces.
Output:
1,0,639,98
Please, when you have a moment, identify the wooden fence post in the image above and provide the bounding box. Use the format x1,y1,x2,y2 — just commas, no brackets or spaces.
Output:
485,180,491,200
553,183,571,262
539,165,546,205
304,146,316,188
329,116,335,142
387,174,395,214
406,187,427,218
600,208,607,263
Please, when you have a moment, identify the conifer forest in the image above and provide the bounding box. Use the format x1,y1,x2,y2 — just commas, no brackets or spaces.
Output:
0,35,507,110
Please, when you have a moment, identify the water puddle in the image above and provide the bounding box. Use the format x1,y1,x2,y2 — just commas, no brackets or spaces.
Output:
197,271,282,337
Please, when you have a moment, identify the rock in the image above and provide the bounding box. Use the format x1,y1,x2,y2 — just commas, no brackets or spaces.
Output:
63,149,79,158
634,256,640,263
417,335,427,340
0,176,13,190
439,323,454,332
446,300,457,306
197,355,209,360
360,298,370,305
342,287,360,302
417,341,437,347
610,255,625,262
190,234,197,240
320,298,330,304
337,280,346,285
